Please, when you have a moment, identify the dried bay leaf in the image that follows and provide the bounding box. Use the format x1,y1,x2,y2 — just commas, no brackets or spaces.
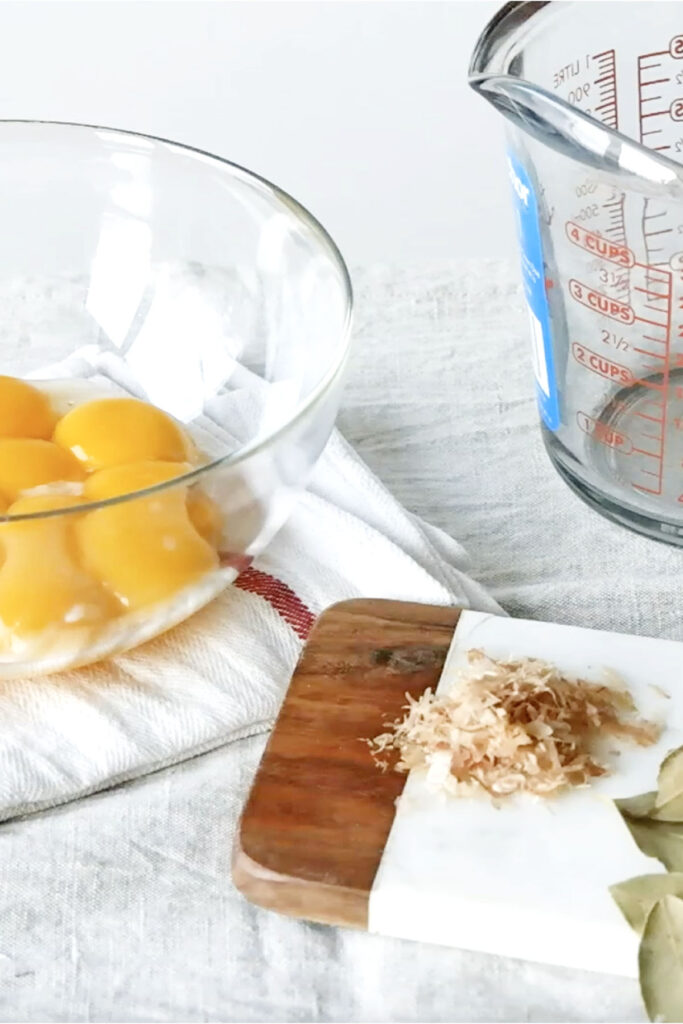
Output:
653,747,683,822
612,752,683,1020
616,791,657,818
610,874,683,934
639,895,683,1023
618,814,683,872
614,791,683,870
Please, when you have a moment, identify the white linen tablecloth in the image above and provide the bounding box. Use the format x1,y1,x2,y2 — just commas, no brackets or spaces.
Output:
0,259,669,1023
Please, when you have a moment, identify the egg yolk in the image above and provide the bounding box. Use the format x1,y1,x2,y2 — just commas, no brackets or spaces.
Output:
0,376,56,439
186,490,223,547
7,493,82,516
77,489,219,611
84,461,223,548
0,439,85,502
54,397,191,471
0,494,118,638
83,460,192,501
0,378,223,657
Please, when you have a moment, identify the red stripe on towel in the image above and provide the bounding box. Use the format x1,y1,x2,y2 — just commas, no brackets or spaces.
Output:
235,567,316,641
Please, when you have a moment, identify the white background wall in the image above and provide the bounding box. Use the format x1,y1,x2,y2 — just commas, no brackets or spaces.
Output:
0,0,515,266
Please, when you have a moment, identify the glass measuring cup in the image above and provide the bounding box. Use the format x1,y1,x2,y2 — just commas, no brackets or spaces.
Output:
470,1,683,544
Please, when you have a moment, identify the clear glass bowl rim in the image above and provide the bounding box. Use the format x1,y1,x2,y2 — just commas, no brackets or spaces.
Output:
0,119,354,523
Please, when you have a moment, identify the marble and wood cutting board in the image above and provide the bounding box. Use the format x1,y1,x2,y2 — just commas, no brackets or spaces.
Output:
233,598,683,977
233,599,459,927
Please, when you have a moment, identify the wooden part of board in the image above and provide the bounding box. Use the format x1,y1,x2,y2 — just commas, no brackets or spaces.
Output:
233,598,462,929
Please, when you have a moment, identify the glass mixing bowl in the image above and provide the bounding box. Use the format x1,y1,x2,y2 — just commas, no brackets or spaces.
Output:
0,120,352,677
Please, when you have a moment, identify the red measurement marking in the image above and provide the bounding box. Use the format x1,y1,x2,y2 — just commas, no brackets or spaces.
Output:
634,286,670,299
631,377,668,392
568,279,635,324
572,342,634,385
638,49,683,162
590,49,618,129
633,347,667,360
577,412,632,453
633,483,662,495
638,315,669,328
635,411,662,423
565,221,634,266
640,262,672,495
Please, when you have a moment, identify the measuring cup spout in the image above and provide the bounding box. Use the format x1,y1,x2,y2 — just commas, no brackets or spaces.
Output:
470,73,607,167
470,72,683,195
469,3,683,195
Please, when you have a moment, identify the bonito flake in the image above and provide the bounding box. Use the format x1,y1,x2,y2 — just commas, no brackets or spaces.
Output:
369,649,660,800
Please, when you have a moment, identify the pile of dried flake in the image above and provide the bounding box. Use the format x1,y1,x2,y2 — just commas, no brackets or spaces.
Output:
369,649,660,799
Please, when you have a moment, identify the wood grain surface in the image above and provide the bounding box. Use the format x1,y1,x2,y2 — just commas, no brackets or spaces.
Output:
233,598,461,928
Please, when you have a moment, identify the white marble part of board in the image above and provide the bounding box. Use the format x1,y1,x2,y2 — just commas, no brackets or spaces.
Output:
368,610,683,977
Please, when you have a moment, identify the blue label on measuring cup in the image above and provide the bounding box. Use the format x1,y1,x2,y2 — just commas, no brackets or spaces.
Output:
507,151,560,431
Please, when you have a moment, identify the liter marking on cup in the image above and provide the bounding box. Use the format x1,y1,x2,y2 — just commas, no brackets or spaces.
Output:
552,49,619,129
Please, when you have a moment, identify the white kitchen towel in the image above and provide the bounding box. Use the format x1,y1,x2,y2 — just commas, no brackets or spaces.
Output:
0,421,501,821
